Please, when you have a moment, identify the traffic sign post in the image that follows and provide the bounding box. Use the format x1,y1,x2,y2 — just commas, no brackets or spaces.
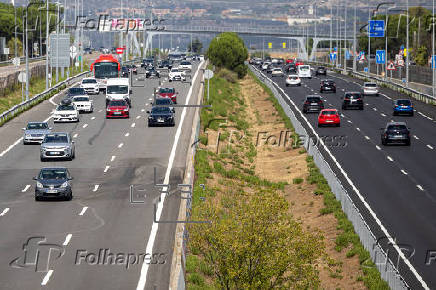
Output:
204,69,214,102
431,55,436,69
369,20,385,37
376,50,386,64
116,47,124,54
329,53,337,62
386,61,396,71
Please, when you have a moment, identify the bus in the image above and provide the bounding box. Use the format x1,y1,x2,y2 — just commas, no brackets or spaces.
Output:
90,54,121,91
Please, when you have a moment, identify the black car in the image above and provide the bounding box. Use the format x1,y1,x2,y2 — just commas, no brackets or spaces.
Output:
284,64,297,74
141,58,154,68
66,87,87,98
147,106,175,127
34,167,73,201
152,98,175,112
302,95,324,113
315,66,327,76
381,122,411,146
121,66,130,77
146,67,160,78
127,64,137,74
320,80,336,93
158,60,172,70
342,92,363,110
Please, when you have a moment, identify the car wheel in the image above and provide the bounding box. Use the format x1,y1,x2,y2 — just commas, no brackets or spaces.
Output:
410,112,414,117
382,139,387,146
286,84,289,87
40,157,46,162
406,139,411,146
336,123,340,127
342,105,346,110
23,140,28,145
35,196,41,201
65,193,72,201
359,106,364,110
318,123,322,127
393,111,397,116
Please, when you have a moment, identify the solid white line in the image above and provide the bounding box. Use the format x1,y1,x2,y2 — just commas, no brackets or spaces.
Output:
91,116,96,120
136,116,141,119
104,166,110,173
124,132,130,137
131,123,136,128
22,185,31,192
82,124,88,128
62,234,72,246
78,206,88,216
0,138,23,158
0,208,10,216
413,135,419,140
401,170,408,175
387,156,394,162
427,145,434,150
364,136,370,140
417,185,424,191
381,113,386,117
41,270,54,286
118,143,123,148
111,155,116,162
92,185,100,192
136,61,203,290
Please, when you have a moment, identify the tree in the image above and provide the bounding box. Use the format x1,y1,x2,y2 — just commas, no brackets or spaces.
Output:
189,189,323,289
187,38,203,53
7,37,23,57
207,32,248,78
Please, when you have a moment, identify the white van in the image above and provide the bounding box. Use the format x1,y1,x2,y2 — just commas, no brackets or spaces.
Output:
297,65,312,79
106,78,131,107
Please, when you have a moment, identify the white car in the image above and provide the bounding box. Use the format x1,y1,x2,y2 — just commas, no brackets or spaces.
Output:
262,62,271,71
297,65,312,79
80,78,99,94
53,99,79,123
363,82,379,96
72,96,94,113
169,68,186,82
285,75,301,87
271,68,284,77
178,61,192,71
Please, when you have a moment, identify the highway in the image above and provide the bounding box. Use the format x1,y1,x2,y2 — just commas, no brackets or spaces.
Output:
252,65,436,289
0,61,203,289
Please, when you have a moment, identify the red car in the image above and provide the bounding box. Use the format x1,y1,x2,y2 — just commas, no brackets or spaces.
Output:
157,87,178,104
318,109,340,127
286,58,294,64
295,61,304,66
106,100,129,118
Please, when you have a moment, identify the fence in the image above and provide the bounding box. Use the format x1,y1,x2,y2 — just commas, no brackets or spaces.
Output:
249,65,415,290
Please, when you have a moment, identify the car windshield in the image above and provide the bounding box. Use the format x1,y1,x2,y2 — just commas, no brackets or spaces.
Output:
44,134,68,143
322,110,337,115
171,69,179,72
68,88,86,95
57,105,75,111
152,107,171,113
181,61,190,65
397,100,411,106
387,125,407,131
318,67,325,70
307,97,320,102
159,88,175,94
39,169,68,180
94,63,119,79
107,85,128,94
299,66,310,71
345,93,361,99
289,76,298,79
273,68,281,71
365,83,377,87
109,100,127,106
82,79,97,84
27,123,48,130
73,97,89,102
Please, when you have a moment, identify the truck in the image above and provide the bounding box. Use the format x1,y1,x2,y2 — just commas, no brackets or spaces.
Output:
105,78,131,107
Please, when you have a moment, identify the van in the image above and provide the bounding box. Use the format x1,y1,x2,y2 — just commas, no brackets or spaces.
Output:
297,65,311,79
106,78,131,107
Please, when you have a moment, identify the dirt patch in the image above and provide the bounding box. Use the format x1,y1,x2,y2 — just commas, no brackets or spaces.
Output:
240,74,367,289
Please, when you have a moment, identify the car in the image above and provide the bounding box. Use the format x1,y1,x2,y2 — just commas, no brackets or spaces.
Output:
141,58,154,68
285,75,301,87
106,99,130,118
127,64,137,74
34,167,73,201
295,60,304,66
179,61,192,71
158,59,173,70
271,68,284,77
84,47,92,54
381,121,411,146
261,61,271,71
147,106,175,127
80,78,100,94
66,87,88,99
146,67,161,78
157,87,178,104
254,58,262,65
52,99,79,123
318,109,340,127
40,132,75,161
266,64,275,74
168,68,186,82
22,122,52,144
393,99,414,116
342,92,364,110
362,82,379,96
286,58,294,64
121,66,130,78
320,79,336,93
315,66,327,76
71,95,93,113
284,64,297,74
302,95,324,113
152,98,175,112
297,65,312,78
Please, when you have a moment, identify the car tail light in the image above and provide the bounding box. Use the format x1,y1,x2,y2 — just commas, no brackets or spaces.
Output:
304,101,310,104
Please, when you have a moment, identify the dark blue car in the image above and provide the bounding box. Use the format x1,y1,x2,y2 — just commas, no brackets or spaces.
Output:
393,99,414,116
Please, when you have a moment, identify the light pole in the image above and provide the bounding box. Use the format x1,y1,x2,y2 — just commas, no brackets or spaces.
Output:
343,2,347,73
353,4,357,72
330,4,333,60
46,0,49,89
432,0,435,99
406,0,409,87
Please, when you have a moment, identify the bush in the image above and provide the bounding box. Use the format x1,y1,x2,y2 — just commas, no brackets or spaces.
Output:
234,64,248,79
216,68,238,83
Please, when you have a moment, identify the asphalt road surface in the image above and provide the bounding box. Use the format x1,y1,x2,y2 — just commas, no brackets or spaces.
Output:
0,62,203,290
253,65,436,290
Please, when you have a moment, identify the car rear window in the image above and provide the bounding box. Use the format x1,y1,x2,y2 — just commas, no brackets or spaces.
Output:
345,93,361,99
68,88,86,95
44,134,68,143
82,79,97,84
387,125,407,131
73,97,89,102
365,83,377,87
27,123,48,130
109,100,127,106
159,88,175,94
155,98,173,105
397,100,411,106
322,110,337,115
307,97,320,102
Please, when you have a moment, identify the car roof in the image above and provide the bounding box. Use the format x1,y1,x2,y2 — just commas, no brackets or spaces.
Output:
321,109,337,112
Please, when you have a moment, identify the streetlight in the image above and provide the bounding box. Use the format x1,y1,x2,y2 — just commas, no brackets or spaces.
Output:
433,0,435,99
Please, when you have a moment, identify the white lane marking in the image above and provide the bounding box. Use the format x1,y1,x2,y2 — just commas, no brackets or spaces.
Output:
104,166,110,173
136,116,141,119
364,136,370,140
78,206,88,216
417,185,424,191
125,132,130,137
82,124,88,128
0,208,10,216
22,185,31,192
418,112,426,117
98,109,103,112
92,185,100,192
347,120,352,124
365,103,369,106
141,109,145,112
73,133,78,138
118,143,124,148
387,156,394,162
131,123,136,128
0,138,23,158
111,155,116,162
41,270,54,286
427,145,434,150
91,117,96,120
401,170,408,175
43,116,52,123
356,127,361,131
373,107,377,111
62,234,72,246
413,135,419,140
376,145,381,150
136,61,203,290
340,113,345,118
148,98,153,101
381,93,391,100
341,88,345,91
381,113,386,117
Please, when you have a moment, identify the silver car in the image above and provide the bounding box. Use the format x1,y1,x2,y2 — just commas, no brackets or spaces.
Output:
23,122,52,144
40,133,75,161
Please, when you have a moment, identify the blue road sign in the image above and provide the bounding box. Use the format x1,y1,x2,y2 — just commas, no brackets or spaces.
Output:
369,20,385,37
364,67,369,72
346,50,350,60
376,50,386,64
330,53,337,61
333,47,337,52
432,55,436,69
400,45,404,50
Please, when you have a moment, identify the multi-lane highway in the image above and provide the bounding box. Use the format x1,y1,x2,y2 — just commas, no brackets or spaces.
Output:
0,61,203,289
252,64,436,289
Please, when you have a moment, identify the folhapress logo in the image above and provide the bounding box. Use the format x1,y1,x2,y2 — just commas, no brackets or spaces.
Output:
9,237,65,272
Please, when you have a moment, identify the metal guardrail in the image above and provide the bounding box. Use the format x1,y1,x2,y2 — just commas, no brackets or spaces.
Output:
0,70,91,125
249,65,412,290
